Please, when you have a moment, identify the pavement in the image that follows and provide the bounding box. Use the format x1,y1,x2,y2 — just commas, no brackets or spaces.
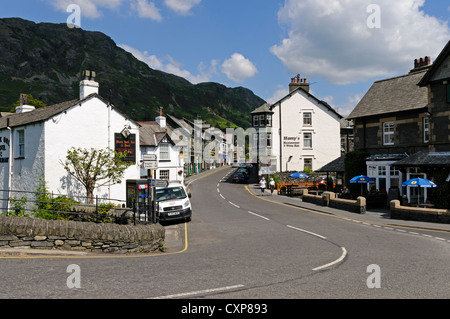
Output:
2,165,449,257
246,182,450,233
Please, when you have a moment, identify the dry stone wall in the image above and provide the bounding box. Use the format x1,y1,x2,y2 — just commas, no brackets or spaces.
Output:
0,215,165,253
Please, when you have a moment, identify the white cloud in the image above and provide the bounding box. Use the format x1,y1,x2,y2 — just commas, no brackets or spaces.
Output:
266,86,288,104
321,93,363,117
131,0,162,21
163,0,202,15
221,53,258,83
119,44,163,69
271,0,450,85
47,0,125,18
119,44,217,84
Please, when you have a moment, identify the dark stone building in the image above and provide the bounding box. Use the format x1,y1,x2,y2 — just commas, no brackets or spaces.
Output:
347,41,450,206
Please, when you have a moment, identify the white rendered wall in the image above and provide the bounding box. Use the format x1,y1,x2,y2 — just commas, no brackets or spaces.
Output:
43,97,140,203
271,90,341,172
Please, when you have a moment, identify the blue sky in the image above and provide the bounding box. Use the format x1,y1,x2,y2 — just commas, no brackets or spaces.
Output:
2,0,450,116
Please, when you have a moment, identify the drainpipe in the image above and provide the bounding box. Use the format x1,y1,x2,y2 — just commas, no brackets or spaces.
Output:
6,118,13,213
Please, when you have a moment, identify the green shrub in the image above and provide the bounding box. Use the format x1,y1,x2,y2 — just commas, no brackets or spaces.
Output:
7,196,30,217
33,177,79,220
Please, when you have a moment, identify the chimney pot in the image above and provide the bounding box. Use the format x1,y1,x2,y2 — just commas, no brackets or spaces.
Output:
79,70,99,100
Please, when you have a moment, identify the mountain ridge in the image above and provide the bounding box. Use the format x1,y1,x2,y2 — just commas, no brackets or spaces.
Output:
0,17,265,129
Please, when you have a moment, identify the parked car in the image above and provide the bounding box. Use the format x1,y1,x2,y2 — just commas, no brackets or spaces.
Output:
156,182,192,222
231,172,248,183
237,167,249,177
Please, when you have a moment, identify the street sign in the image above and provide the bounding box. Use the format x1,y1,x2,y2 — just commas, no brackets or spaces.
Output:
143,161,158,170
143,154,158,169
151,179,169,188
143,154,157,161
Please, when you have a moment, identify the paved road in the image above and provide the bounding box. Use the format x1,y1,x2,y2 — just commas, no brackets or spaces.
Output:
1,166,450,302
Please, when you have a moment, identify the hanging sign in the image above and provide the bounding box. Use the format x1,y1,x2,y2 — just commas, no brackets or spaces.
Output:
115,133,136,164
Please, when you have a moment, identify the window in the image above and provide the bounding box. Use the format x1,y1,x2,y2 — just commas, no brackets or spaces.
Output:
267,132,272,147
259,115,265,126
383,122,394,145
159,170,169,180
423,117,430,143
368,165,377,177
303,112,312,126
266,115,272,127
378,166,386,176
18,130,25,158
159,143,170,161
303,132,312,148
390,166,400,176
304,158,312,171
253,115,259,127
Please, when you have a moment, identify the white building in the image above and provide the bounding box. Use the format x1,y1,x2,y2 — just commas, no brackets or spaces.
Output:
0,71,141,209
139,112,185,183
251,75,342,173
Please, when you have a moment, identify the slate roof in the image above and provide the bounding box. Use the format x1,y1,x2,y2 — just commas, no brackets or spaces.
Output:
0,93,138,129
316,155,345,173
256,87,343,120
347,69,429,119
0,99,79,129
418,40,450,87
393,151,450,168
251,103,273,114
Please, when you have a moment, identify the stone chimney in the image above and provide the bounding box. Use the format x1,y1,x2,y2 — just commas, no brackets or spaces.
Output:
15,93,35,113
156,107,166,128
289,74,310,93
410,56,432,73
79,70,99,100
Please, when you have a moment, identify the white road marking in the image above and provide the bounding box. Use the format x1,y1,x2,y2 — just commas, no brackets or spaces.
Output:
247,211,270,221
219,194,226,200
313,247,347,271
229,201,240,209
151,284,245,299
286,225,327,240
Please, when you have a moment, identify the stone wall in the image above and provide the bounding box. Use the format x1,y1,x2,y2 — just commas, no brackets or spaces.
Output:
301,190,366,214
390,200,450,224
0,215,165,253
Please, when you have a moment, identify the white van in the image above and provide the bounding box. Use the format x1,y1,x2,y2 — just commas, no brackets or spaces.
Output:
156,182,192,222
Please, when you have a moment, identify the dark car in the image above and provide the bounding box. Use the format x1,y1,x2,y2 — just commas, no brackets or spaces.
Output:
232,172,248,183
237,167,249,177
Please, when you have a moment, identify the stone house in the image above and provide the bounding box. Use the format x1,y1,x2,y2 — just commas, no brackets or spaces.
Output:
348,41,450,204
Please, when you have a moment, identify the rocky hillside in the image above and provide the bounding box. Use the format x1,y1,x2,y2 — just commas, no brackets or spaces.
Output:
0,18,265,128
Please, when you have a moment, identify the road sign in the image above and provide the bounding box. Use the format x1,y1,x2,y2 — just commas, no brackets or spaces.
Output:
143,161,158,170
143,154,157,161
143,154,158,169
151,179,169,188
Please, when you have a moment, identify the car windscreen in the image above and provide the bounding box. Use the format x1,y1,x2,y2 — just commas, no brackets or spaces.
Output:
156,186,187,202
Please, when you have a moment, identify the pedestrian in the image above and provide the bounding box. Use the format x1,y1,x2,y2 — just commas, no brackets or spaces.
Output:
269,178,275,195
259,177,266,195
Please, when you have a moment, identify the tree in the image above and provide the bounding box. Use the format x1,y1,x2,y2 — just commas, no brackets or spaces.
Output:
9,94,47,112
61,147,132,204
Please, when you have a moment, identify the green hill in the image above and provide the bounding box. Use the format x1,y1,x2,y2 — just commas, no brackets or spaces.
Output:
0,18,265,129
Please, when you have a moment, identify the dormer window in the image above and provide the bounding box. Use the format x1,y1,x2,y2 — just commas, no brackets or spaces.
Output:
253,114,272,127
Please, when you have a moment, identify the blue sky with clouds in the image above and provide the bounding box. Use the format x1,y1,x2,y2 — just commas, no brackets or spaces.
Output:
2,0,450,116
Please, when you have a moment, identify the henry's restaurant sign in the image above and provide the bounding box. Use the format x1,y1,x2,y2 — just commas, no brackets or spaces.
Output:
0,136,9,163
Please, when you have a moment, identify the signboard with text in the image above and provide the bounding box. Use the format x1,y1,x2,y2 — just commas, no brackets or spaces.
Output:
115,133,136,164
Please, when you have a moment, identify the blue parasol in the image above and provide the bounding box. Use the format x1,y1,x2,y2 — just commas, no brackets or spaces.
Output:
350,175,375,195
289,172,309,178
402,178,437,205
